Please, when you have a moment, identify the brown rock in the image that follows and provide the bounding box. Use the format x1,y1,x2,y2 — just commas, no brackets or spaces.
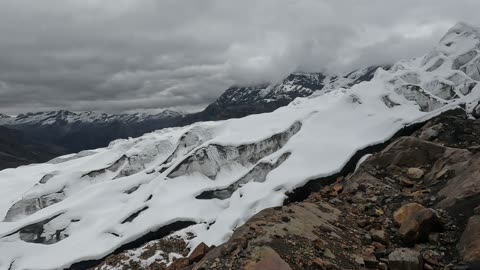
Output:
458,215,480,264
393,203,425,225
422,250,441,266
369,229,389,245
388,248,423,270
188,242,209,263
313,238,326,250
407,167,424,179
323,248,336,259
377,262,388,270
398,218,421,244
394,203,441,244
166,258,190,270
363,254,378,269
251,247,293,270
371,242,386,253
423,263,434,270
353,255,364,265
400,177,416,187
312,258,326,269
332,183,344,193
357,219,370,228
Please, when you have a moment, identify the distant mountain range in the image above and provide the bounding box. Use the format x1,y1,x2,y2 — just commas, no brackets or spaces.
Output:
0,126,64,170
0,65,387,169
184,65,388,122
0,110,182,153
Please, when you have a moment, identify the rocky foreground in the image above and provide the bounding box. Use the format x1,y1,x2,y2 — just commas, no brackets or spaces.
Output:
92,111,480,270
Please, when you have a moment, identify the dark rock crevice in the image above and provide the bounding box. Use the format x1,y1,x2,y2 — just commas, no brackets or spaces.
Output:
121,206,149,224
3,213,65,244
196,152,291,200
167,122,301,180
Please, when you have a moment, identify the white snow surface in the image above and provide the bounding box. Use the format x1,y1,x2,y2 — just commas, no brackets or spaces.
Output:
1,23,480,270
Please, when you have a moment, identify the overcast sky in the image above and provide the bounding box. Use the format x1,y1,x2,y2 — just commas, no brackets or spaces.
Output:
0,0,479,114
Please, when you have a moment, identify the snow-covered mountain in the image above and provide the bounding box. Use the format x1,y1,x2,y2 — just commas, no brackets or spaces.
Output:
1,22,480,270
186,66,385,122
0,110,183,153
0,110,182,127
322,65,391,92
0,66,382,159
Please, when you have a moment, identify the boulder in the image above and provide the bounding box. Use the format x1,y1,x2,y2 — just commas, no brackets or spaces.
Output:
188,242,209,263
393,203,442,244
165,258,190,270
394,203,426,225
458,215,480,264
369,229,389,245
407,167,424,179
388,248,423,270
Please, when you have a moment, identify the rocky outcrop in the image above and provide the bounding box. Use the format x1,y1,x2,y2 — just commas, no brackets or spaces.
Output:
458,215,480,266
393,203,442,244
388,248,423,270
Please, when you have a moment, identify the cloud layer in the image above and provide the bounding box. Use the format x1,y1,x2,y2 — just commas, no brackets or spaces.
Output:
0,0,479,114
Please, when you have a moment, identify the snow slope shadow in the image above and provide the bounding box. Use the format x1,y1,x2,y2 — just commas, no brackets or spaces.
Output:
285,108,467,204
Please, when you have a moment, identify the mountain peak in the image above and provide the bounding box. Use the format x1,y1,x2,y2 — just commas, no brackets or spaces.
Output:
449,21,480,34
438,21,480,52
0,113,11,119
5,109,183,126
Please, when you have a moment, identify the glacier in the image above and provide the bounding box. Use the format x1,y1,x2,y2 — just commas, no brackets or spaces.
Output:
0,22,480,270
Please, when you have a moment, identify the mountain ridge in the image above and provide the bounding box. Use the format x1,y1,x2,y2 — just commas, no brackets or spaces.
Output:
0,66,383,162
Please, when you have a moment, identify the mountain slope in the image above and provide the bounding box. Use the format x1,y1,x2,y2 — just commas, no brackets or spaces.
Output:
0,66,382,167
183,66,386,122
0,126,64,170
0,23,480,270
0,110,183,153
166,112,480,270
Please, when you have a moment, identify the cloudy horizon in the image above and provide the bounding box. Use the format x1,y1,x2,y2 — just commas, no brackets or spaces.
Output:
0,0,479,115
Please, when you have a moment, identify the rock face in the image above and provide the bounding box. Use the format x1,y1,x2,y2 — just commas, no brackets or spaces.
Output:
388,248,423,270
458,215,480,265
188,242,210,264
393,203,442,244
407,168,425,179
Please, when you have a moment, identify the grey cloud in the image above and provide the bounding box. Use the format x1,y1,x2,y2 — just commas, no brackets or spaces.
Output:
0,0,479,114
